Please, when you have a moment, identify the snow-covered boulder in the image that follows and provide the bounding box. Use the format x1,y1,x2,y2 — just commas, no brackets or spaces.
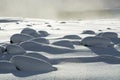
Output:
0,46,5,54
52,40,74,49
24,52,51,63
10,34,33,43
21,28,41,37
82,30,95,34
96,32,118,39
80,36,113,47
20,41,73,54
11,55,55,72
63,35,81,39
38,31,49,37
30,37,49,44
6,44,26,54
0,61,16,71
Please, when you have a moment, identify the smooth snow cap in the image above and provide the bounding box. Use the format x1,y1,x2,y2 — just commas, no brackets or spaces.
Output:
10,34,33,43
30,37,49,44
82,30,95,34
0,61,16,71
81,36,113,47
52,40,74,49
21,28,41,37
63,35,81,39
6,44,26,54
11,55,55,72
24,52,51,63
97,32,118,39
38,31,49,37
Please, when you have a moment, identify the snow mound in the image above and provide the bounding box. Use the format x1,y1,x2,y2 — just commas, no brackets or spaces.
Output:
24,52,51,63
63,35,81,39
81,36,113,47
6,44,26,54
38,31,49,37
82,30,95,34
0,61,16,71
21,28,41,37
11,55,55,72
10,34,33,43
52,40,74,49
30,37,49,44
0,46,5,54
96,32,118,39
20,41,73,54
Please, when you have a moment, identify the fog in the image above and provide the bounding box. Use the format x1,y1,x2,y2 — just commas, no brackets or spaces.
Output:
0,0,120,20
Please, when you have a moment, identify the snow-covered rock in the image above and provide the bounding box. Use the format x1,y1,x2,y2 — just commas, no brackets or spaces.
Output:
30,37,49,44
21,28,41,37
6,44,26,54
38,31,49,37
11,55,55,72
80,36,113,47
82,30,95,34
0,46,5,54
0,61,16,71
10,34,33,43
52,40,74,49
24,52,51,63
20,41,73,54
63,35,81,39
96,32,118,39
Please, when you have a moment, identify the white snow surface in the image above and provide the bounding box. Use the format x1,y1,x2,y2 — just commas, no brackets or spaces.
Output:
0,18,120,80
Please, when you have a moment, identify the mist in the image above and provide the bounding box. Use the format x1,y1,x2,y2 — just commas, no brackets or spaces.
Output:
0,0,120,20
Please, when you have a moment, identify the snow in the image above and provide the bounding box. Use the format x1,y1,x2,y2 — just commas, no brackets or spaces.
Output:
80,36,113,47
0,60,16,71
0,18,120,80
10,33,34,43
52,40,74,49
10,55,55,72
6,44,26,54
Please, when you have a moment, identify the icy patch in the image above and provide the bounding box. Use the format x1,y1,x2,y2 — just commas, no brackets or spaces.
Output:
52,40,74,49
10,34,34,43
81,36,113,47
30,37,49,44
6,44,26,54
63,35,81,39
11,55,55,72
0,61,16,71
82,30,95,34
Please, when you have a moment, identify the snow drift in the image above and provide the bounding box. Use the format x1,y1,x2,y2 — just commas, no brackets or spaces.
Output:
11,55,55,72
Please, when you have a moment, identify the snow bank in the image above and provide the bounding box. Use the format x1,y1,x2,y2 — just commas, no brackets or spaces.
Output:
0,61,16,71
52,40,74,49
24,52,51,63
21,28,41,37
10,34,33,43
81,36,113,47
11,55,55,72
82,30,95,34
63,35,81,39
38,31,49,37
30,37,49,44
96,32,118,39
6,44,26,54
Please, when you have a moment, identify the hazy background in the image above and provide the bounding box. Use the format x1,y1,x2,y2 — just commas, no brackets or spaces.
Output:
0,0,120,20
